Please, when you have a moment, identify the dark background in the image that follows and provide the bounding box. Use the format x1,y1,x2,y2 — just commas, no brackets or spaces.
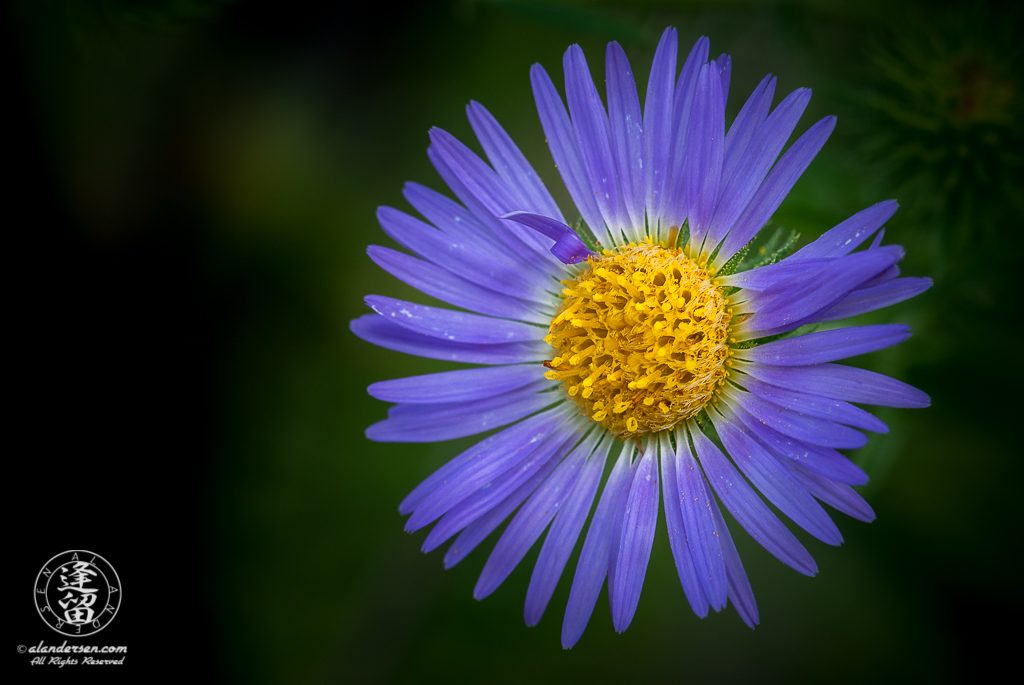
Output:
8,0,1022,683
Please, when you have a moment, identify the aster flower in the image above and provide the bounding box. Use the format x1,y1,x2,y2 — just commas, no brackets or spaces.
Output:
351,27,931,648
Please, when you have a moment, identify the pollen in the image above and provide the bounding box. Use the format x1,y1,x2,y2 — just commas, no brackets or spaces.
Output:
545,239,731,437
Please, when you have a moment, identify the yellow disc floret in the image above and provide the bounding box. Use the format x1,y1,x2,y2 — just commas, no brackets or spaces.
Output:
543,239,731,437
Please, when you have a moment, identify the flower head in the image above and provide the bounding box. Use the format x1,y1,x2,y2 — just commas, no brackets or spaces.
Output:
351,27,931,647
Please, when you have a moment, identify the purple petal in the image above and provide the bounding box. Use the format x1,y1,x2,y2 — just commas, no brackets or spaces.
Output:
376,206,548,302
663,36,710,230
717,53,731,108
466,100,566,223
366,381,557,443
403,180,558,280
474,431,601,599
610,445,660,633
429,128,511,214
365,295,545,344
428,145,557,267
720,75,776,195
367,246,548,325
399,410,560,515
606,41,646,237
731,389,868,449
502,212,593,264
660,432,710,618
671,36,711,141
710,407,843,545
856,263,900,291
443,430,578,566
429,129,558,263
707,490,759,628
531,64,609,245
404,410,564,529
402,181,517,259
718,256,832,291
564,44,628,236
525,436,611,626
561,444,634,649
729,400,869,485
786,460,876,523
685,61,726,245
690,424,817,576
350,314,550,365
708,87,810,246
606,444,640,618
732,250,909,342
737,374,888,433
810,277,933,323
792,200,898,259
737,361,930,408
673,429,728,610
741,247,902,332
368,364,541,404
715,115,836,267
738,324,912,366
423,424,580,551
642,27,678,228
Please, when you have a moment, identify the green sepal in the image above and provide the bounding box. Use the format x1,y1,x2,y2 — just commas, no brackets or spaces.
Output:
676,219,690,252
730,323,821,349
747,227,801,270
705,234,724,265
716,241,751,277
574,217,603,253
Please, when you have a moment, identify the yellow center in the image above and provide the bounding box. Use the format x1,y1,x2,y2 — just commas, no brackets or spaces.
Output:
543,240,731,437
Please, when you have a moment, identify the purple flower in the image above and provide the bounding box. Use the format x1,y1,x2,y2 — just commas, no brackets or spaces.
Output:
352,28,931,648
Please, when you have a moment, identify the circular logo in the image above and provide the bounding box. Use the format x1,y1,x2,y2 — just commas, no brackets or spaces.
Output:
34,551,121,637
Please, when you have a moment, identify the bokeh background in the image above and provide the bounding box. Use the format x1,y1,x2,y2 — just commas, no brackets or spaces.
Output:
10,0,1022,683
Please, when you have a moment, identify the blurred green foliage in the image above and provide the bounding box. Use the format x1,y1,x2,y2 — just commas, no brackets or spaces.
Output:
12,0,1022,683
855,2,1022,250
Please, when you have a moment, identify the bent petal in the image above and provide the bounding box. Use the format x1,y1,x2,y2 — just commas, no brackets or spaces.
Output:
502,212,593,264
